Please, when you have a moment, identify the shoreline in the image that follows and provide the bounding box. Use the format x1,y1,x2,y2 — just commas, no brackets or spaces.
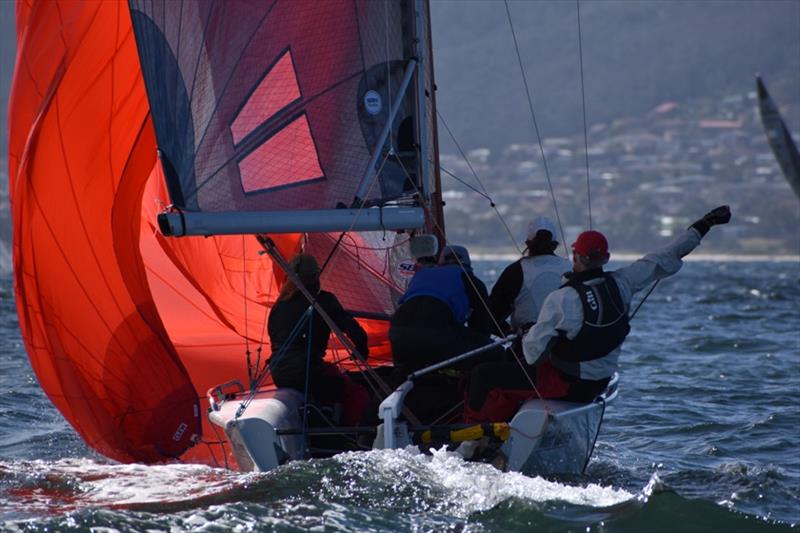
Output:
472,252,800,263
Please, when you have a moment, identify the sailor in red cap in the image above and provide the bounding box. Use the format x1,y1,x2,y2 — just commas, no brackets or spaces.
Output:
464,206,731,423
520,205,732,401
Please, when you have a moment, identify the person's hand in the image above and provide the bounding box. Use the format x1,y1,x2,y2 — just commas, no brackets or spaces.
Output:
702,205,732,226
691,205,732,236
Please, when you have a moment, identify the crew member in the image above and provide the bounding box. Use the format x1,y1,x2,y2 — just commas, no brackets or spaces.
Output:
489,216,571,334
464,205,732,422
390,243,502,379
268,253,369,425
440,244,495,335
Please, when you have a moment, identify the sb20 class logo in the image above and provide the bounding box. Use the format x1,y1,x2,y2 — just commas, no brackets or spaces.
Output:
397,260,416,277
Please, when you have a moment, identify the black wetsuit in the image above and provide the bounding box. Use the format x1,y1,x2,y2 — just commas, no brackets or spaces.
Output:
268,290,367,404
390,267,500,375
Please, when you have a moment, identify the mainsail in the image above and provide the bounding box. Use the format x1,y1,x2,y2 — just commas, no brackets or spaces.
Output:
128,0,437,236
128,0,443,346
756,75,800,199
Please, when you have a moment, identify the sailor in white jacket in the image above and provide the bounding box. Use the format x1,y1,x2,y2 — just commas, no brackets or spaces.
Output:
464,206,731,422
489,216,571,334
521,205,732,401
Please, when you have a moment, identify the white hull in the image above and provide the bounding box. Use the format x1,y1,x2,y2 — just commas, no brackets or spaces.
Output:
502,396,609,475
208,374,617,475
208,388,306,472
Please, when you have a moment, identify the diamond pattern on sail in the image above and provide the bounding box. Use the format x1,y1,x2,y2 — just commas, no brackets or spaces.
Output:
231,50,301,145
238,115,324,193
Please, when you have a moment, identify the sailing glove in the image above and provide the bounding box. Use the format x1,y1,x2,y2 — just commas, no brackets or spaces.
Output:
690,205,731,237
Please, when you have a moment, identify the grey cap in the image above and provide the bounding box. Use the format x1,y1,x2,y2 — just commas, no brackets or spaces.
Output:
440,244,471,269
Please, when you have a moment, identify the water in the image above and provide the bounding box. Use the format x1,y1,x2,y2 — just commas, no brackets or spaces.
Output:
1,260,798,531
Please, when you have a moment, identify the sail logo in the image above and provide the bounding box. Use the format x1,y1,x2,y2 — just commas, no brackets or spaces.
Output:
172,422,189,442
397,260,416,277
585,289,598,311
364,90,383,116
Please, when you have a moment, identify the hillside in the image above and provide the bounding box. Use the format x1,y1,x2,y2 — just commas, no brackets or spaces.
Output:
1,2,798,273
430,0,800,153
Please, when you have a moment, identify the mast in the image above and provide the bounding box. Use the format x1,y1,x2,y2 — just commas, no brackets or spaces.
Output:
422,0,446,242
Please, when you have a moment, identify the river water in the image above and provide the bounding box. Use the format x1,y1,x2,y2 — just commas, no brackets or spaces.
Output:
0,259,798,531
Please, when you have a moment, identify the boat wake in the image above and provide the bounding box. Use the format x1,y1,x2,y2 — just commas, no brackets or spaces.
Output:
0,448,630,520
0,458,258,517
1,451,793,531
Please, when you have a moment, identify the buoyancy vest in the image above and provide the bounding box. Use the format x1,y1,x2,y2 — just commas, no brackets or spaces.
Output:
398,264,471,324
512,255,571,330
550,270,630,376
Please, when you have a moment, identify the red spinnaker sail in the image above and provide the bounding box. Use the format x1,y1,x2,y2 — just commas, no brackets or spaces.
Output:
8,0,438,467
8,1,200,462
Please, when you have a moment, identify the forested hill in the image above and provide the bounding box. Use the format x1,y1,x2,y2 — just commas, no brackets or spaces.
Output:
0,2,798,269
430,0,800,153
2,2,798,156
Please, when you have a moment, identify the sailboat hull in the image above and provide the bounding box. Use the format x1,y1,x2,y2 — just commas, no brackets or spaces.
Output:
209,376,616,476
208,389,305,472
502,398,608,475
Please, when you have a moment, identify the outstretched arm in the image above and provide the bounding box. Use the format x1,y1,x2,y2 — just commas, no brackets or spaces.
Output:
688,205,732,240
615,206,732,295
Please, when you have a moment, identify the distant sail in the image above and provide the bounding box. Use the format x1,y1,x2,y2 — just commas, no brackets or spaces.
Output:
756,76,800,199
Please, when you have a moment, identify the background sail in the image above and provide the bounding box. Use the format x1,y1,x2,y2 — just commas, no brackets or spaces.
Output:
128,0,426,216
757,76,800,199
8,1,200,463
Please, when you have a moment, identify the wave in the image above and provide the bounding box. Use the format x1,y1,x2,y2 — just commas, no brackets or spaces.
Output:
1,450,795,532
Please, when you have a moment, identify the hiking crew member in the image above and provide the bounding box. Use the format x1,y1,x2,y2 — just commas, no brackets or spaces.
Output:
464,206,732,422
268,254,369,426
489,216,571,334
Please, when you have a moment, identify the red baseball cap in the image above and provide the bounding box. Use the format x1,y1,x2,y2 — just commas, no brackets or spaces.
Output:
572,230,609,258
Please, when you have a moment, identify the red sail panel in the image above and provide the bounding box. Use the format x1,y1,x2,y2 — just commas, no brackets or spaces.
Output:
238,115,324,193
129,0,420,211
8,0,199,463
230,50,301,145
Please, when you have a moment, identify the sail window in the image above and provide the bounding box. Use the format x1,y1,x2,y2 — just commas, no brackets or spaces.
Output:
230,50,302,145
238,114,324,193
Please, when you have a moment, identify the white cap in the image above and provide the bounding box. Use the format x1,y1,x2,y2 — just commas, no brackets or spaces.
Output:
526,216,558,241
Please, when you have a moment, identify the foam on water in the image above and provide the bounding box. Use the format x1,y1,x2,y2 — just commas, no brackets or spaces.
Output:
0,458,256,515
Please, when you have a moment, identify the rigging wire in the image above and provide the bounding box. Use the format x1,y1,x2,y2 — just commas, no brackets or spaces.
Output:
436,109,523,256
629,279,661,320
438,164,493,201
503,0,569,258
576,0,593,230
301,313,314,459
242,235,254,386
384,0,393,150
